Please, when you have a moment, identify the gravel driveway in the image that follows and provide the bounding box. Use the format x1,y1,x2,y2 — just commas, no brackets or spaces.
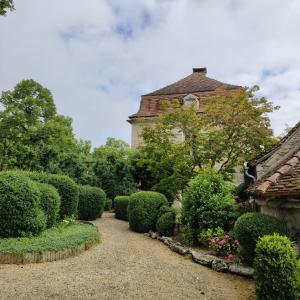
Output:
0,213,254,300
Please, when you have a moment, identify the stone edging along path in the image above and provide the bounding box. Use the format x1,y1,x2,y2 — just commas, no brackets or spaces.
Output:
146,231,254,278
0,238,99,264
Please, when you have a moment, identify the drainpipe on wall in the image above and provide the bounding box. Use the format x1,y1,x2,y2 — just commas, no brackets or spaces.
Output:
244,162,256,182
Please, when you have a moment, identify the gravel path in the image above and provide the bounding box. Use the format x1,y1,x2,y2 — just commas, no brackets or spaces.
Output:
0,213,254,300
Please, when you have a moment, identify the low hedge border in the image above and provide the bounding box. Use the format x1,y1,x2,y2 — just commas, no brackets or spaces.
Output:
146,231,254,278
0,223,100,264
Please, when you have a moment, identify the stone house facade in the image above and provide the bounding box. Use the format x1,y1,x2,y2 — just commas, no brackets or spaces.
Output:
128,67,240,148
246,121,300,236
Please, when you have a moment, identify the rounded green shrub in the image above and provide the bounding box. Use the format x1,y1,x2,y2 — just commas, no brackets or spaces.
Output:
77,185,106,221
36,182,61,228
0,171,46,237
181,168,238,245
28,172,79,219
254,234,297,300
104,198,112,211
234,212,288,264
114,196,130,221
156,207,176,236
128,191,168,233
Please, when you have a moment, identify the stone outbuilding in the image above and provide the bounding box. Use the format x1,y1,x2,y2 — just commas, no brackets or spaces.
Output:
246,121,300,237
128,67,240,148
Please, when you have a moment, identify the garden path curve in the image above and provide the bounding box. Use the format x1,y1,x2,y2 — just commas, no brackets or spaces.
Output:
0,213,254,300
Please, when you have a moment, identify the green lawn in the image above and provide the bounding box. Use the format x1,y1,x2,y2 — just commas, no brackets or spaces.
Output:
0,223,100,253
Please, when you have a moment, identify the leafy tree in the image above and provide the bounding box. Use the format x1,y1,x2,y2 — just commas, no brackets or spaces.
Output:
0,0,14,16
92,138,136,199
137,87,278,198
0,80,79,173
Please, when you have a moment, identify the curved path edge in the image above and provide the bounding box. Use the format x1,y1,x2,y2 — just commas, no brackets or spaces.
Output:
0,238,99,264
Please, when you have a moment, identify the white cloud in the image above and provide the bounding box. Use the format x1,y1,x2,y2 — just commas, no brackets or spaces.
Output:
0,0,300,146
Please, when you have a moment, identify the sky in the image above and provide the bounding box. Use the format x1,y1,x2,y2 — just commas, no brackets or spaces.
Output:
0,0,300,147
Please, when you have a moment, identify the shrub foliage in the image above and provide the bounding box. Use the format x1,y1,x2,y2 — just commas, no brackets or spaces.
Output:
104,198,112,211
0,171,46,237
128,191,168,233
234,212,288,264
29,172,79,218
254,234,297,300
36,182,61,228
156,206,176,236
114,196,130,221
181,168,238,245
77,185,106,221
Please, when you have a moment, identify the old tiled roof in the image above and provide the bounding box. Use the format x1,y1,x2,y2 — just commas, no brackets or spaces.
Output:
144,68,241,96
247,149,300,197
249,121,300,166
129,68,241,120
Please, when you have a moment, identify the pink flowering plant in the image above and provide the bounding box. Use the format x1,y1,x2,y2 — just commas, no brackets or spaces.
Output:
198,227,240,261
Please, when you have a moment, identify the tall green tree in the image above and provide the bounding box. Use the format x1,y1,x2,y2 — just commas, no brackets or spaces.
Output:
0,0,14,16
92,138,136,199
0,80,78,172
137,86,278,200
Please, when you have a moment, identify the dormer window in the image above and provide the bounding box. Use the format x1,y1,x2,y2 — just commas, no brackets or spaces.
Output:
183,94,199,109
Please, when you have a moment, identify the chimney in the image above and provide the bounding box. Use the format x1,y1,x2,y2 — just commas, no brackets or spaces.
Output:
193,67,207,75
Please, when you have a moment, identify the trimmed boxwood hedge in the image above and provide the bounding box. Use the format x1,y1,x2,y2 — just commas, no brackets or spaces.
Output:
114,196,130,220
28,172,79,219
77,185,106,221
156,206,176,236
254,234,298,300
0,171,46,237
128,191,168,233
234,212,288,264
36,182,61,228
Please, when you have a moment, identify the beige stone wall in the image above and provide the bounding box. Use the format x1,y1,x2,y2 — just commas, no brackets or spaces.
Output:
130,118,156,148
255,197,300,236
130,117,184,148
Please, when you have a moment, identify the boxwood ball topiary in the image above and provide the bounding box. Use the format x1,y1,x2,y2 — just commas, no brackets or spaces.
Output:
0,171,46,237
234,212,288,265
28,172,79,219
78,185,106,221
36,182,61,228
114,196,130,220
156,207,176,237
254,234,298,300
128,191,168,233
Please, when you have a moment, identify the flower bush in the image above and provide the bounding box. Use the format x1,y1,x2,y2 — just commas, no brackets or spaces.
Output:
199,227,239,260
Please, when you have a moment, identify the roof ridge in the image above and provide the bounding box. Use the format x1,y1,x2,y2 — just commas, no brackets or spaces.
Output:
249,121,300,166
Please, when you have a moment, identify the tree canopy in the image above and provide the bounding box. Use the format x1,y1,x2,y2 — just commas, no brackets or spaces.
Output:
135,86,278,199
0,0,14,16
0,80,78,172
92,138,136,199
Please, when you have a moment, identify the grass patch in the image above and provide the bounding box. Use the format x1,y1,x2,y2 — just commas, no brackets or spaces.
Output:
0,223,100,254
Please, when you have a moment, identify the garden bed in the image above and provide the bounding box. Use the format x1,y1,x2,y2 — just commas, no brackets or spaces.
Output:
146,231,254,278
0,223,100,264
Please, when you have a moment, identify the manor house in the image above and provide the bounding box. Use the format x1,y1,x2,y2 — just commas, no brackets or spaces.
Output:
128,67,240,148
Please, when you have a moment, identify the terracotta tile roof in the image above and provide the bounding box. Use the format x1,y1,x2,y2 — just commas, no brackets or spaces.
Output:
247,149,300,197
249,121,300,167
144,68,240,96
129,68,241,120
